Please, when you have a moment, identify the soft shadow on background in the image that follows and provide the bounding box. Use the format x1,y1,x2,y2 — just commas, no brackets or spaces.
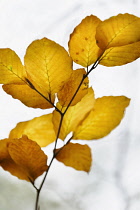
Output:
0,0,140,209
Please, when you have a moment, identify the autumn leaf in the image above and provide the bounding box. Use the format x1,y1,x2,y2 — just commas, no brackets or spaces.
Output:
0,48,55,109
57,68,89,106
69,15,103,67
95,14,140,66
53,88,95,140
24,38,73,97
55,143,92,172
9,114,56,147
96,13,140,50
0,135,48,182
2,83,55,109
99,41,140,66
0,48,26,84
73,96,130,140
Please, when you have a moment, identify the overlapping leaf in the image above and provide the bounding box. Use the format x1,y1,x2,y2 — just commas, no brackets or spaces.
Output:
69,15,103,67
96,13,140,50
0,13,138,186
73,96,130,140
0,48,54,109
57,68,89,106
99,41,140,66
3,83,55,109
0,135,48,182
53,88,95,140
24,38,73,97
95,13,140,66
55,143,92,172
9,114,56,147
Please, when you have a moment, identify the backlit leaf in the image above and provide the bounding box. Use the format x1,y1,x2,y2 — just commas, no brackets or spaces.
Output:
57,68,89,106
73,96,130,140
24,38,73,97
9,114,56,147
0,48,26,84
53,88,95,140
55,143,92,172
96,13,140,50
3,83,55,109
0,135,48,182
99,41,140,66
69,15,103,67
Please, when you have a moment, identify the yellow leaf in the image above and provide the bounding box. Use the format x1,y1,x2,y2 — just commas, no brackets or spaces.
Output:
99,41,140,66
9,114,56,147
55,143,92,172
24,38,73,97
53,88,95,140
96,13,140,50
0,48,26,84
69,15,103,67
2,83,55,109
0,135,48,182
57,68,89,106
73,96,130,140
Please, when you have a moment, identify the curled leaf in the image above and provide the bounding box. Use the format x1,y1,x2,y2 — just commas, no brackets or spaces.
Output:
0,135,48,182
55,143,92,172
57,68,89,106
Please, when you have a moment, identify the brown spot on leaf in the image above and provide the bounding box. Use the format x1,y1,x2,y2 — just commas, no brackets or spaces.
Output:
76,52,79,55
85,37,88,40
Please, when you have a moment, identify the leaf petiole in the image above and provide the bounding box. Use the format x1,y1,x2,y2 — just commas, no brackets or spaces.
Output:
25,78,61,114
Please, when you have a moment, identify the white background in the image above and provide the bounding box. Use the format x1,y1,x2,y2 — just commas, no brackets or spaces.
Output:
0,0,140,210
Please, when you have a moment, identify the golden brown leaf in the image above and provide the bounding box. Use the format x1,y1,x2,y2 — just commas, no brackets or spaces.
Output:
96,13,140,50
57,68,89,106
55,143,92,172
3,83,55,109
0,48,26,84
99,41,140,66
24,38,73,97
73,96,130,140
69,15,103,67
9,114,56,147
0,135,48,182
53,88,95,140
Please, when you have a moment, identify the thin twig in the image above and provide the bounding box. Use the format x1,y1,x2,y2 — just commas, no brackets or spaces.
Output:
25,78,61,114
54,135,73,157
34,59,100,210
63,74,87,115
34,114,64,210
54,114,64,150
35,190,40,210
